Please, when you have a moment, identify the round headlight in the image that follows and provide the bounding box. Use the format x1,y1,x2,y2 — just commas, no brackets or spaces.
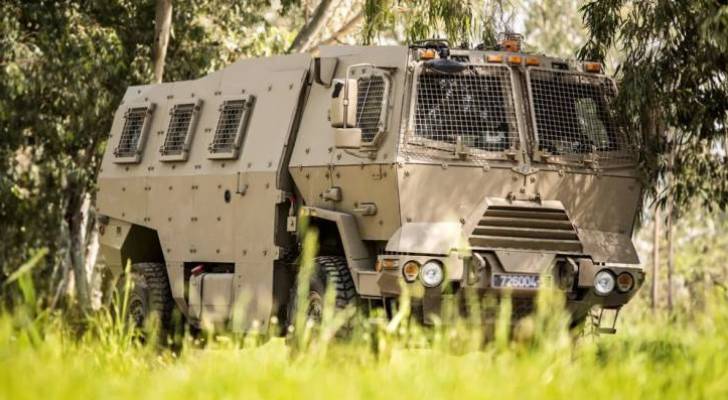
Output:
616,272,634,293
420,260,444,288
594,270,615,296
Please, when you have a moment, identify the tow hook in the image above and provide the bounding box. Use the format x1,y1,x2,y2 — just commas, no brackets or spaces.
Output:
593,306,620,335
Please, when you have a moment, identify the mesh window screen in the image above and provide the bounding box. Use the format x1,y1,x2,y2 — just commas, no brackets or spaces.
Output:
115,107,149,158
413,66,519,153
161,103,196,156
529,70,634,162
210,98,252,155
356,76,386,142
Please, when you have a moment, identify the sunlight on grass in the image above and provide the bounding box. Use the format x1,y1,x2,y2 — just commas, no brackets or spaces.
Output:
2,233,728,399
2,289,728,399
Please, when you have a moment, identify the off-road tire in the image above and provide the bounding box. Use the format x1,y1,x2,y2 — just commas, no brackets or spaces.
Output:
287,256,357,327
119,262,175,341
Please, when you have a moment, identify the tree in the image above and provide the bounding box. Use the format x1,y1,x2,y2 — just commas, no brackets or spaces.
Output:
522,0,586,58
362,0,517,47
152,0,173,83
579,0,728,214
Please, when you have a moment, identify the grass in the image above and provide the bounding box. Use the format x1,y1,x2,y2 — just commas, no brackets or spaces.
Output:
2,235,727,399
2,285,728,399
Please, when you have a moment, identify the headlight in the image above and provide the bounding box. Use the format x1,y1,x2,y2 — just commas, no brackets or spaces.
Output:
420,260,444,288
594,270,615,295
616,272,634,293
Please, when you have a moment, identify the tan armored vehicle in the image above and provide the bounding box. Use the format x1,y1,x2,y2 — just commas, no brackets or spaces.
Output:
97,36,644,335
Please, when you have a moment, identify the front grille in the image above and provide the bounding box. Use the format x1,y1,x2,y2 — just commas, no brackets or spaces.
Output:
528,69,635,163
115,106,149,158
161,103,195,155
412,65,519,153
469,205,582,253
356,76,386,142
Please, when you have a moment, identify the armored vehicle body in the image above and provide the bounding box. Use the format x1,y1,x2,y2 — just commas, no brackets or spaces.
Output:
97,38,644,334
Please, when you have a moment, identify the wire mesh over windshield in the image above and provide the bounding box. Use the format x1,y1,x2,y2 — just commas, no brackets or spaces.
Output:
412,65,519,154
528,69,635,163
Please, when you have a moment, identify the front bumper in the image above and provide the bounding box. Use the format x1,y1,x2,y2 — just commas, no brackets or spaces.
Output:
370,252,644,324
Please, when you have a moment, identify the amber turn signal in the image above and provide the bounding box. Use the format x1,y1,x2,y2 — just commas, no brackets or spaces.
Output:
584,62,602,73
486,54,503,63
507,55,522,65
402,261,420,283
616,272,634,293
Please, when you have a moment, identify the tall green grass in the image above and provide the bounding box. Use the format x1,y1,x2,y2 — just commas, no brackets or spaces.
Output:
2,233,728,399
2,294,728,399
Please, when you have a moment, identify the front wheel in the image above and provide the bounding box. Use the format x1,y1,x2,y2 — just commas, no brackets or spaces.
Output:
287,256,357,328
117,262,175,341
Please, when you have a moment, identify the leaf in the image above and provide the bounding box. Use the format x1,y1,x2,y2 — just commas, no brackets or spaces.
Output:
4,247,48,285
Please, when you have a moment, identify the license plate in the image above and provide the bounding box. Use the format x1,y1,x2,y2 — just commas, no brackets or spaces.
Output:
492,274,540,290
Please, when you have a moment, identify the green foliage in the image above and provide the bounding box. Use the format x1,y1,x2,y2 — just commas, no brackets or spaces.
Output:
522,0,587,58
579,0,728,213
363,0,501,46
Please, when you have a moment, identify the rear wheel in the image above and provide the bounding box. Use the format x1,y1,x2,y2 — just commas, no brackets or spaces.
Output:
118,262,175,341
287,256,357,328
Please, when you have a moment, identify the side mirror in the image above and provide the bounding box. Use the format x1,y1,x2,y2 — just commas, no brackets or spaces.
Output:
329,79,357,128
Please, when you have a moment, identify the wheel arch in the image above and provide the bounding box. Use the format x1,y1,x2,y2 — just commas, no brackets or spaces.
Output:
302,207,371,268
98,217,165,277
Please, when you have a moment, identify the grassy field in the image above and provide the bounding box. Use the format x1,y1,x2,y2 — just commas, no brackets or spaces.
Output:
2,284,728,400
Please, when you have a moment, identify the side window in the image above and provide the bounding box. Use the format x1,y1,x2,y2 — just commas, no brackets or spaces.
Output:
113,103,155,164
208,95,255,160
160,100,202,162
356,75,387,143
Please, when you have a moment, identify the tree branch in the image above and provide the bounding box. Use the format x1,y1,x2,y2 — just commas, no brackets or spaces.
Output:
288,0,337,53
311,11,364,51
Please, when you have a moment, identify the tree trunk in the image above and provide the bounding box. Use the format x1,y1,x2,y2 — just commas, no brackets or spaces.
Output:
665,131,676,312
666,204,674,312
66,172,91,312
152,0,173,83
288,0,336,53
652,204,660,311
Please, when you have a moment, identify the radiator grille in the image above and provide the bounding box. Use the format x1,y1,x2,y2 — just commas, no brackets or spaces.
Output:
115,107,149,158
356,76,386,142
161,103,195,155
210,98,252,154
529,69,635,163
469,205,582,253
413,65,519,153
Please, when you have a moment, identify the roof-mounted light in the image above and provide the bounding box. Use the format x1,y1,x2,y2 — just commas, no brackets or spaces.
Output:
486,54,503,63
526,57,540,66
418,49,437,60
584,62,602,73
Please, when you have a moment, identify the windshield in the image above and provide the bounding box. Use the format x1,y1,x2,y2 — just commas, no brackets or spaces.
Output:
528,69,634,163
412,65,519,153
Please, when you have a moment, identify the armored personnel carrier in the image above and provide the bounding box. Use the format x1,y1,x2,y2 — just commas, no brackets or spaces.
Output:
97,35,644,335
